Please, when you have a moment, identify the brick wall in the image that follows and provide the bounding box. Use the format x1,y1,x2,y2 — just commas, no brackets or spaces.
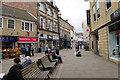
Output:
98,27,109,60
2,2,37,16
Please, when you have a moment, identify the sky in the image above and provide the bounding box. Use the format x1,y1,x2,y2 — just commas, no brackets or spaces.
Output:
54,0,90,33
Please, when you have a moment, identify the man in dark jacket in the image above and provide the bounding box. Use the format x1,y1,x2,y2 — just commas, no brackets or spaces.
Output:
3,58,23,80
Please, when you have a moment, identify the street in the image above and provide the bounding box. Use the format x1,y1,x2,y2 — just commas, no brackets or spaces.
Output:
1,48,118,78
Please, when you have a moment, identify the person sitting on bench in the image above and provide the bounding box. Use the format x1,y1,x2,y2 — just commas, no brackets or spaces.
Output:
22,56,32,67
3,58,23,80
52,50,63,63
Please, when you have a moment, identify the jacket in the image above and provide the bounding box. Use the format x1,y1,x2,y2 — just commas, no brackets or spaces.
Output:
3,64,23,80
22,60,32,67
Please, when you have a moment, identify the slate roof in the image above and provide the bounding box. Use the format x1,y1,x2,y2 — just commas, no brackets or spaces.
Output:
0,4,36,22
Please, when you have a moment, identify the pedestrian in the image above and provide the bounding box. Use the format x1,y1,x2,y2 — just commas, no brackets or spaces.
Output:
31,44,34,56
26,44,31,57
45,43,48,55
22,56,32,67
76,43,79,51
3,58,23,80
21,45,26,50
80,43,82,49
56,42,59,55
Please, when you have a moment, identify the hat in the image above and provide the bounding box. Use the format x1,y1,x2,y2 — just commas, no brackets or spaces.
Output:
26,56,30,59
48,48,50,51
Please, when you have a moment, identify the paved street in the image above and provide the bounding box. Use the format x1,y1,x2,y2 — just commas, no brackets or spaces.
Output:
0,48,118,78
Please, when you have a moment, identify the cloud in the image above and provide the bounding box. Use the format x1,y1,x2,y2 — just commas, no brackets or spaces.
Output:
55,0,90,33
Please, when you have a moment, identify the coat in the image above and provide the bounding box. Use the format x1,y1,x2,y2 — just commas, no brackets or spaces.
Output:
3,64,23,80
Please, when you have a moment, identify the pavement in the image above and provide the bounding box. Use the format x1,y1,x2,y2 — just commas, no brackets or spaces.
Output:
0,48,119,78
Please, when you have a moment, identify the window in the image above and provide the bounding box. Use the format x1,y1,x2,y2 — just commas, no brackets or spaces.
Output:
40,16,46,29
54,22,58,32
106,0,111,10
47,7,52,16
93,5,96,21
63,30,64,37
48,19,52,31
21,22,33,31
0,18,2,28
8,19,15,29
97,0,100,18
54,11,57,19
39,3,46,12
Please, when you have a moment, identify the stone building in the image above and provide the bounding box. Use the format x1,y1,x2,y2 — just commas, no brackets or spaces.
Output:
90,0,120,63
59,18,71,49
3,1,60,51
0,4,37,52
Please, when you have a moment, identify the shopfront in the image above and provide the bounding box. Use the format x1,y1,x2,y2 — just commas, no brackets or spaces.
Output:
0,36,18,49
109,8,120,61
18,37,37,52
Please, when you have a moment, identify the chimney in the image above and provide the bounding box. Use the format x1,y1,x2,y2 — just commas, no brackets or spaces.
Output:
65,19,68,22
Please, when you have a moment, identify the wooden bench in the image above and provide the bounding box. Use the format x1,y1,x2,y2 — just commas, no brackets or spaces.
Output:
37,55,57,73
21,61,50,80
48,53,58,64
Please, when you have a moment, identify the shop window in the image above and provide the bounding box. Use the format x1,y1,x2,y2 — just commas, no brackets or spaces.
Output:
93,5,96,21
106,0,111,10
0,18,2,28
8,19,15,29
96,0,100,18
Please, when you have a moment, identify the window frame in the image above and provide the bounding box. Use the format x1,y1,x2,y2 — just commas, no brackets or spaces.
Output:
93,5,96,21
106,0,111,11
54,22,58,32
96,0,100,18
7,18,15,29
21,21,33,31
48,19,52,31
40,16,46,29
54,11,57,19
47,7,52,16
39,3,46,13
0,17,3,28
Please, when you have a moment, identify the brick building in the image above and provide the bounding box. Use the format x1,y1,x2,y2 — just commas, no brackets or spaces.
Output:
90,0,120,63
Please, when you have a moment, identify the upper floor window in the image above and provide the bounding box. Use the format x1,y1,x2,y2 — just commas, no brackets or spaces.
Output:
47,7,52,16
8,19,15,29
48,19,52,31
0,18,2,28
93,5,96,21
21,22,33,31
54,11,57,19
54,22,58,32
96,0,100,18
39,3,46,13
106,0,111,10
40,16,46,29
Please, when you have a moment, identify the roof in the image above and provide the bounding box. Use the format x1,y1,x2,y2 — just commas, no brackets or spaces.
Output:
0,4,36,22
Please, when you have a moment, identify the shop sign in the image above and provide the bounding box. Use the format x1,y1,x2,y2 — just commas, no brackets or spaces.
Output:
18,37,37,42
53,36,59,40
40,34,47,39
0,36,17,42
47,35,53,39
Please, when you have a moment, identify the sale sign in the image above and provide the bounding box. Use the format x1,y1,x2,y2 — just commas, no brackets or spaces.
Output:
18,37,37,42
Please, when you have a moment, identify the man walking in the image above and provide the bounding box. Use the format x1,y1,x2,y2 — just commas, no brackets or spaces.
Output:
45,43,48,55
31,44,34,56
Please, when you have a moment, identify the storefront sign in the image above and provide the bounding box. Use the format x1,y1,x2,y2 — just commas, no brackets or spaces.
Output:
0,36,17,42
18,37,37,42
40,34,47,39
47,35,53,39
53,36,59,40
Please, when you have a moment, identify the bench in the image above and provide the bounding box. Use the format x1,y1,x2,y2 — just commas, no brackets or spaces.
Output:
48,53,58,63
37,55,57,73
21,62,50,80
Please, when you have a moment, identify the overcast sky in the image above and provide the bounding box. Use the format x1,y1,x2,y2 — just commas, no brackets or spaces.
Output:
55,0,90,33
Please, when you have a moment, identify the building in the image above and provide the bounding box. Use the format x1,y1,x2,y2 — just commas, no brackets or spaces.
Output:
0,4,37,51
82,20,90,43
59,18,71,49
3,1,60,52
76,33,83,44
70,25,75,48
38,2,59,51
90,0,120,63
